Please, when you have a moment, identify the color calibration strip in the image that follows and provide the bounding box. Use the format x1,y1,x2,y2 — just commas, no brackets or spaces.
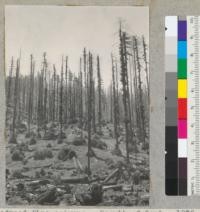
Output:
165,16,188,195
177,17,187,196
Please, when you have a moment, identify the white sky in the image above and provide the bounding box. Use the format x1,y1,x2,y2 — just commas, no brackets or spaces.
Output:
5,6,149,88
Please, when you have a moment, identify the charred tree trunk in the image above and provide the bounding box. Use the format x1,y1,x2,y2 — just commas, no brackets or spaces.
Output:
64,56,68,126
97,55,102,133
56,75,60,122
83,48,87,127
59,57,64,139
87,52,93,176
28,55,34,135
92,79,96,133
11,59,20,143
111,54,119,150
52,65,56,123
110,84,113,123
43,53,48,133
142,36,149,102
7,56,14,107
119,26,132,163
134,36,146,146
79,58,83,137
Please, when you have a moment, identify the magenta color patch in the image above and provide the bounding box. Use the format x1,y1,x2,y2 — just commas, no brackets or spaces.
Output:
178,120,187,138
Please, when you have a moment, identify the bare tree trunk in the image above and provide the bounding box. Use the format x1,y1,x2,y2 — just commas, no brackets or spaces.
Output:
111,54,119,150
97,55,102,133
28,55,34,134
7,56,14,107
83,48,87,128
119,25,132,163
134,36,146,145
59,57,64,139
110,84,113,123
43,53,48,134
142,36,149,102
56,75,60,122
79,58,83,137
132,37,140,132
64,56,68,125
92,79,96,133
87,52,93,176
11,58,20,142
52,65,56,123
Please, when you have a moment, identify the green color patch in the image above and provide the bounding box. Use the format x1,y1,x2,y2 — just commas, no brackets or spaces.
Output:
178,59,187,79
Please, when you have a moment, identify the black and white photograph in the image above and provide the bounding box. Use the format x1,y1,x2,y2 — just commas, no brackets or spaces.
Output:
5,6,149,206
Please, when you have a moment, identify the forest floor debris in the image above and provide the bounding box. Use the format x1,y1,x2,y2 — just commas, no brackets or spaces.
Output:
6,123,149,206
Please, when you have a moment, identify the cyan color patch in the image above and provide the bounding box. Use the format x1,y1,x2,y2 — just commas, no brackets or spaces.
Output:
178,41,187,58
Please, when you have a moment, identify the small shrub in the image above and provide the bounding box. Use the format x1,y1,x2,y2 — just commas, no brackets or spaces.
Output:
12,169,24,178
105,158,115,169
11,150,24,161
43,131,58,140
72,137,86,146
25,131,36,138
17,142,28,151
34,149,53,160
29,137,37,145
57,137,63,144
58,146,76,161
111,147,122,156
9,135,17,144
142,142,149,151
91,138,107,150
132,170,141,185
47,143,52,148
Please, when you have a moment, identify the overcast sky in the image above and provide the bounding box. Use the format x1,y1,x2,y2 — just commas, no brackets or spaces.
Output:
5,6,149,87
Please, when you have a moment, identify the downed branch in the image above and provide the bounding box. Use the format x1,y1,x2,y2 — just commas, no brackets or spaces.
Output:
61,176,89,184
102,168,119,184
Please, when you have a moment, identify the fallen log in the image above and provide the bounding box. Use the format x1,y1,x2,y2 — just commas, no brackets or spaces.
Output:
27,179,52,186
24,164,52,169
72,157,83,172
36,187,58,205
55,166,75,171
103,184,123,191
102,168,119,184
90,176,106,183
61,176,89,184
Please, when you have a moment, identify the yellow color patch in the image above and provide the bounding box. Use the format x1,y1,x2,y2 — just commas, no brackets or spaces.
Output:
178,79,187,98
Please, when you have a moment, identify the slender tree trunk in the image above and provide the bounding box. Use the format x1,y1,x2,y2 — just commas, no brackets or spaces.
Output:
52,65,56,123
43,53,48,133
111,54,119,150
119,25,131,163
65,56,68,126
142,36,149,102
87,52,93,176
59,57,64,138
11,59,20,142
83,48,87,127
110,84,113,123
134,36,146,145
7,57,14,107
92,79,96,133
97,55,102,132
28,55,34,134
132,37,140,132
79,58,83,137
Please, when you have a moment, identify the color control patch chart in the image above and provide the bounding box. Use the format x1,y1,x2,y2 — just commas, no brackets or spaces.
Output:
165,16,200,196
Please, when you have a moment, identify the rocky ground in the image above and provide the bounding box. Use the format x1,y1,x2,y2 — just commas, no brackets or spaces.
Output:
6,121,149,206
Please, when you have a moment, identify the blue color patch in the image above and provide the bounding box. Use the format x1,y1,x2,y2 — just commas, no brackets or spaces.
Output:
178,41,187,59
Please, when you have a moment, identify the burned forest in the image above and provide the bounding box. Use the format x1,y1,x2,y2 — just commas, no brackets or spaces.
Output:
5,23,149,206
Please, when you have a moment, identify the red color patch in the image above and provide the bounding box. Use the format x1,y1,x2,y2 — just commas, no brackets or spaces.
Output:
178,98,187,120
